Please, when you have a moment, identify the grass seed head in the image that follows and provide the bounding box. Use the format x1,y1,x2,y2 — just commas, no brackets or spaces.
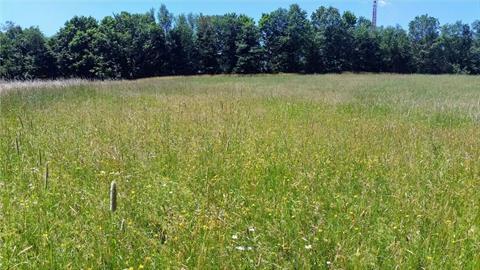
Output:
110,181,117,212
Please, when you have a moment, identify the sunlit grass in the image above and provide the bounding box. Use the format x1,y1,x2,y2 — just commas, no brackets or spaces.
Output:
1,74,480,269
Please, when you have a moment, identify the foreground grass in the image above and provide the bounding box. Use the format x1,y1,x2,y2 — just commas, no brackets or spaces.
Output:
1,74,480,269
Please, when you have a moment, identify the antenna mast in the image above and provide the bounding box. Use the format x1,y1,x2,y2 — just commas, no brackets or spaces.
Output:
372,0,378,28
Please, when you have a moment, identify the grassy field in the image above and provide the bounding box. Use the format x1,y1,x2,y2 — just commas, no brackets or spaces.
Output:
1,74,480,269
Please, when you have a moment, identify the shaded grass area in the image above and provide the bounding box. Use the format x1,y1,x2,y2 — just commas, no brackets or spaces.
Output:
1,74,480,269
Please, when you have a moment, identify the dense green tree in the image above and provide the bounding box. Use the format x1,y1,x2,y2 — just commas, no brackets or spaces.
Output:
342,11,357,28
196,15,220,74
95,12,167,79
428,39,450,74
310,6,350,72
379,26,413,73
352,17,382,72
156,5,174,74
260,4,311,73
259,8,289,72
0,23,56,79
470,21,480,74
92,16,121,78
0,30,4,77
20,27,57,78
169,14,198,75
440,22,474,73
472,20,480,39
234,16,263,73
2,4,480,79
51,16,99,78
286,4,312,72
0,24,26,79
469,46,480,75
214,14,243,73
158,4,174,35
340,11,357,71
408,15,446,73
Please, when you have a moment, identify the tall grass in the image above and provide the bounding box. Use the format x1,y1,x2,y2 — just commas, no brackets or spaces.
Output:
1,74,480,269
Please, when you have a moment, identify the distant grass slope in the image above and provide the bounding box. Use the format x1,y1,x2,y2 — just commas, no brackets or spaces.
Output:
1,74,480,269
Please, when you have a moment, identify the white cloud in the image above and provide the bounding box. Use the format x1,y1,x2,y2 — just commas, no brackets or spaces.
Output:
379,0,389,7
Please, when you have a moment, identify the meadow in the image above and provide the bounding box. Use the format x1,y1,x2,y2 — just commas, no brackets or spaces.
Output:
1,74,480,269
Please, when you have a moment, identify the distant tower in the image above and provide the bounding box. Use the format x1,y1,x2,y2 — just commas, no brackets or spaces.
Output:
372,0,378,28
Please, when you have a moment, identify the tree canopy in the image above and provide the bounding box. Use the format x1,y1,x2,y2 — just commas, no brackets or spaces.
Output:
1,4,480,80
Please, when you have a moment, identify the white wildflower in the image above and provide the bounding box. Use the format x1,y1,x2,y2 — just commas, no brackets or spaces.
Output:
235,246,253,251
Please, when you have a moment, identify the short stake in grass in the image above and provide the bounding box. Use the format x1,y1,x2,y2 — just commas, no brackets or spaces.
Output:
110,181,117,212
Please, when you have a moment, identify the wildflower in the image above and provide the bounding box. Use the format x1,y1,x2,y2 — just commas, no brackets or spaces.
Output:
248,227,255,233
232,234,238,240
235,246,253,251
305,244,312,250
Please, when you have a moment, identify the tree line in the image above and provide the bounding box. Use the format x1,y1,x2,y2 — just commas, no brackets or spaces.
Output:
1,4,480,80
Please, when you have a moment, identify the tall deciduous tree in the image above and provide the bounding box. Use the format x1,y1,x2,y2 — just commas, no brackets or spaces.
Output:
158,4,174,35
169,14,198,75
472,20,480,40
51,16,100,78
95,12,167,79
196,15,220,74
470,20,480,74
310,6,350,73
214,14,243,73
285,4,312,73
260,4,312,73
408,15,447,73
440,21,474,73
379,26,413,73
259,8,289,73
352,17,382,72
234,16,263,74
0,23,25,79
0,23,56,79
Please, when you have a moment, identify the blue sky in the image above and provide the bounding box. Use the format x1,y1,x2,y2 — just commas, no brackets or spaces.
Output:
1,0,479,36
